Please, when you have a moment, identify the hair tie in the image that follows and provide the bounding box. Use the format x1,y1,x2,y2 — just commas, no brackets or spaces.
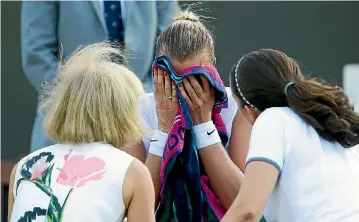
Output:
284,82,295,96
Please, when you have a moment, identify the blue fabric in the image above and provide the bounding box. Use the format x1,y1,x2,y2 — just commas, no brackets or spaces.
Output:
246,157,282,173
104,1,124,43
23,1,178,152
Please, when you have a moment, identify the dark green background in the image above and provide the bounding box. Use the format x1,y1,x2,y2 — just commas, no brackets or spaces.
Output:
2,1,359,159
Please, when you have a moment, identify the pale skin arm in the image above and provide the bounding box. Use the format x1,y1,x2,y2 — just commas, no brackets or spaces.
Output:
204,108,252,209
123,159,156,222
221,161,279,222
122,143,162,205
8,163,18,222
228,109,252,172
179,76,244,210
198,143,244,209
145,153,162,205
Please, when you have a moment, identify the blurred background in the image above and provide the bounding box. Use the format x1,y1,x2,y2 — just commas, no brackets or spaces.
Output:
1,1,359,220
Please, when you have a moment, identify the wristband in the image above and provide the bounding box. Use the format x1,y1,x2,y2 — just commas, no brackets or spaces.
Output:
192,121,221,149
148,129,168,157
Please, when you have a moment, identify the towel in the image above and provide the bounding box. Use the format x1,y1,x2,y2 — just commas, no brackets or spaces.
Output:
153,56,228,222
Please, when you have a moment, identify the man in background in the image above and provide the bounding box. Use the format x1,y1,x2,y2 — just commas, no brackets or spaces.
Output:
21,1,178,152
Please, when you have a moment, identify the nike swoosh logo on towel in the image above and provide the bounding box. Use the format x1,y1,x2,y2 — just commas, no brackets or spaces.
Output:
207,129,216,135
150,139,158,142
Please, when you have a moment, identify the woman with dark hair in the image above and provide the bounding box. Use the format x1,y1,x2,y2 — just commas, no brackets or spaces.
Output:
222,49,359,222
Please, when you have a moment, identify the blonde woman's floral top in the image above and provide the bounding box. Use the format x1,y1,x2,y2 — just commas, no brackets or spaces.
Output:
10,143,134,222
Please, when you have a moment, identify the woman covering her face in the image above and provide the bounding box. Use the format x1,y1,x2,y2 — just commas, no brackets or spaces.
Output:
8,43,156,222
125,9,252,221
222,49,359,222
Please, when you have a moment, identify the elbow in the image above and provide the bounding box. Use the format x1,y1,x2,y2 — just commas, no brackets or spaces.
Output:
220,174,243,210
229,206,259,222
227,174,244,208
222,194,238,211
223,210,257,222
240,211,256,222
227,210,257,222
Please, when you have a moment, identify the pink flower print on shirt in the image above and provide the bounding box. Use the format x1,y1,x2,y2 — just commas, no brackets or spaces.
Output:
30,156,51,180
20,151,54,181
57,154,106,188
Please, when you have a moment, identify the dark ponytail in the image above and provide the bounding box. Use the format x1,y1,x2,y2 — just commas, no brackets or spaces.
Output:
231,49,359,148
286,79,359,148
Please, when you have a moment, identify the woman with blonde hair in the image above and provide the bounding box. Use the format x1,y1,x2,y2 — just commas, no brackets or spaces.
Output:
7,43,155,222
125,9,252,221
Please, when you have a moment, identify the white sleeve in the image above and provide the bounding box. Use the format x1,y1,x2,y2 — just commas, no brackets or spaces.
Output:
246,108,288,172
228,96,239,124
138,94,156,152
223,88,238,148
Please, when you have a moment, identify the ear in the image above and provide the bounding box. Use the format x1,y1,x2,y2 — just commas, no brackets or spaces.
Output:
244,105,260,125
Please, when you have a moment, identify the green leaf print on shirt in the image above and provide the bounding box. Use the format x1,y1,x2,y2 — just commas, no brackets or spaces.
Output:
17,152,55,196
16,150,107,221
17,207,47,221
46,192,64,222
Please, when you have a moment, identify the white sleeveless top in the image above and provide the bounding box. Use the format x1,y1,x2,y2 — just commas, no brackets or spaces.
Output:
10,143,134,222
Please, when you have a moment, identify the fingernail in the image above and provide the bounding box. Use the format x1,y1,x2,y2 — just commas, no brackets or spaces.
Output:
172,81,175,86
164,72,168,77
179,84,182,88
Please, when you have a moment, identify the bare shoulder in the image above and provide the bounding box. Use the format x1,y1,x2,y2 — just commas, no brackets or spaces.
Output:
10,162,19,184
122,159,154,207
123,159,155,221
127,158,151,180
11,162,19,175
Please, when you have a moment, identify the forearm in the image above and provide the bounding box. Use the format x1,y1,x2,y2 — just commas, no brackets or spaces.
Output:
222,161,279,222
144,129,168,205
199,144,243,209
222,208,258,222
228,110,252,172
221,192,262,222
145,154,162,205
192,120,243,209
